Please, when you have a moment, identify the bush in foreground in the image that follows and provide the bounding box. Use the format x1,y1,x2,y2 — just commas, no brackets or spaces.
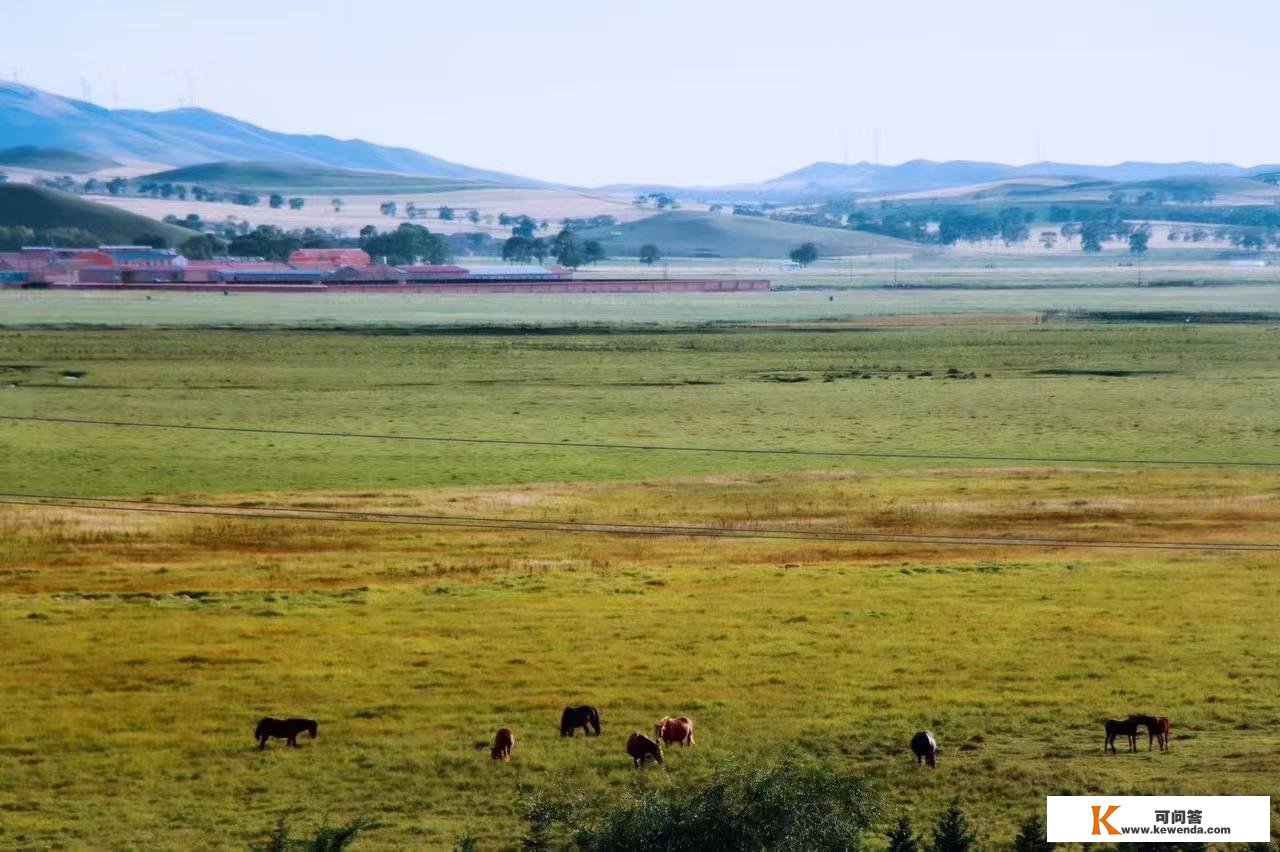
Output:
521,760,883,851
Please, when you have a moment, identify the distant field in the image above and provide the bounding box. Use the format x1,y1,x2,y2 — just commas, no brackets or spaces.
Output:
138,162,496,195
5,324,1280,493
2,323,1279,848
582,210,917,258
7,281,1280,326
92,186,654,236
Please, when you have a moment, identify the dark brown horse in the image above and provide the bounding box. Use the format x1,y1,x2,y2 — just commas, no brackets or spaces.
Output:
255,717,317,750
1104,718,1139,753
560,705,601,737
626,732,663,766
1127,714,1171,751
491,727,515,762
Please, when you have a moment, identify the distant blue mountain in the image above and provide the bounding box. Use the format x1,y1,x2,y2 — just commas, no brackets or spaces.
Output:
763,159,1280,194
0,82,545,186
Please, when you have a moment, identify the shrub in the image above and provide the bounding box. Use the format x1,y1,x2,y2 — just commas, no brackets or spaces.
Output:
1011,815,1053,852
253,817,370,851
930,800,975,852
521,760,882,851
888,815,921,852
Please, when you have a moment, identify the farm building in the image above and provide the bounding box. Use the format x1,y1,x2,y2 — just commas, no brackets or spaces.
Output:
288,248,371,270
99,246,187,270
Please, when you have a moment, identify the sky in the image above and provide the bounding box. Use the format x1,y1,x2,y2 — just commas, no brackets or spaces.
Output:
4,0,1278,186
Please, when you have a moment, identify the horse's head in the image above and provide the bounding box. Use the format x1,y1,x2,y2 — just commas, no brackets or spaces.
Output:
307,720,318,739
653,744,663,764
654,722,663,740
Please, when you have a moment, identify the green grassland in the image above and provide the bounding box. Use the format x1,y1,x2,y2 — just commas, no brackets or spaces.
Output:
139,162,498,195
0,183,196,245
0,145,119,173
581,210,917,257
2,323,1280,848
9,279,1280,327
4,324,1280,495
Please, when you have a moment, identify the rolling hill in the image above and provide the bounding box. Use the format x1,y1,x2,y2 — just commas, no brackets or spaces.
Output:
0,81,546,186
0,146,119,173
0,184,196,245
581,211,917,258
139,162,495,195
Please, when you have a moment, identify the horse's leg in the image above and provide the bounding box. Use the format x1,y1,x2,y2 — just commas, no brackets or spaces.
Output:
259,737,267,751
288,735,298,747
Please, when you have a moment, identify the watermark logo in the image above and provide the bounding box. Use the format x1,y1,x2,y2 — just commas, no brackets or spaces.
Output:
1048,796,1270,843
1091,804,1121,836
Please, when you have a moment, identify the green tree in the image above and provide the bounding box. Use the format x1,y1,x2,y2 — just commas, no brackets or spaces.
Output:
179,233,225,260
639,243,661,264
269,193,285,209
1011,815,1054,852
551,228,584,267
887,816,920,852
1039,231,1057,250
503,235,536,263
228,225,303,262
379,201,397,216
930,800,976,852
997,207,1030,245
1128,225,1151,254
582,239,605,265
358,224,377,244
363,222,449,265
466,209,480,224
288,197,304,210
106,177,127,195
1080,222,1106,253
0,171,7,184
438,205,455,221
332,197,344,212
789,242,819,266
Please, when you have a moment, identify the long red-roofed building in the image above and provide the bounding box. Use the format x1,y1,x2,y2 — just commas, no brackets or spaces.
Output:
288,248,371,270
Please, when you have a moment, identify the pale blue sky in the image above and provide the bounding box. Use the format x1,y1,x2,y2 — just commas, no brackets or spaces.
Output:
4,0,1276,185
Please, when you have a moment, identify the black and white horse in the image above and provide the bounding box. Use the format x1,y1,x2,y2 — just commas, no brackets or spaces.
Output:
911,730,938,767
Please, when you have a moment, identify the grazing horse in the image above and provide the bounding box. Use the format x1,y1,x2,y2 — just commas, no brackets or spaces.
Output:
1104,718,1140,753
910,731,938,768
626,732,663,766
491,727,515,762
654,716,695,748
255,717,317,750
560,705,601,737
1127,715,1171,751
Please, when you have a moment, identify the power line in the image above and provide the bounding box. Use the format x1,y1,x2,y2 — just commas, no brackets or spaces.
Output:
2,415,1276,468
3,493,1277,552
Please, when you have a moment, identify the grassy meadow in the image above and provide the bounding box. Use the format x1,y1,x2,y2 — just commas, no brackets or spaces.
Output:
2,322,1280,848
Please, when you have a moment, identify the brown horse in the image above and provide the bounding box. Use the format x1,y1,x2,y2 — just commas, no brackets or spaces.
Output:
255,717,317,750
654,716,695,748
626,732,663,766
491,727,515,762
1104,718,1139,753
1127,715,1171,751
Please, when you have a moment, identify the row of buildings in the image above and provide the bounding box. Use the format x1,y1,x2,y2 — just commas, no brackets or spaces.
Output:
0,245,771,293
0,246,573,286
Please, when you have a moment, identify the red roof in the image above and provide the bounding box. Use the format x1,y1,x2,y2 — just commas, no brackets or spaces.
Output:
288,248,371,269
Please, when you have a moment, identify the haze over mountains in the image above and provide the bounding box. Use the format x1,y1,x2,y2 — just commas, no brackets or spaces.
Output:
3,81,1278,200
